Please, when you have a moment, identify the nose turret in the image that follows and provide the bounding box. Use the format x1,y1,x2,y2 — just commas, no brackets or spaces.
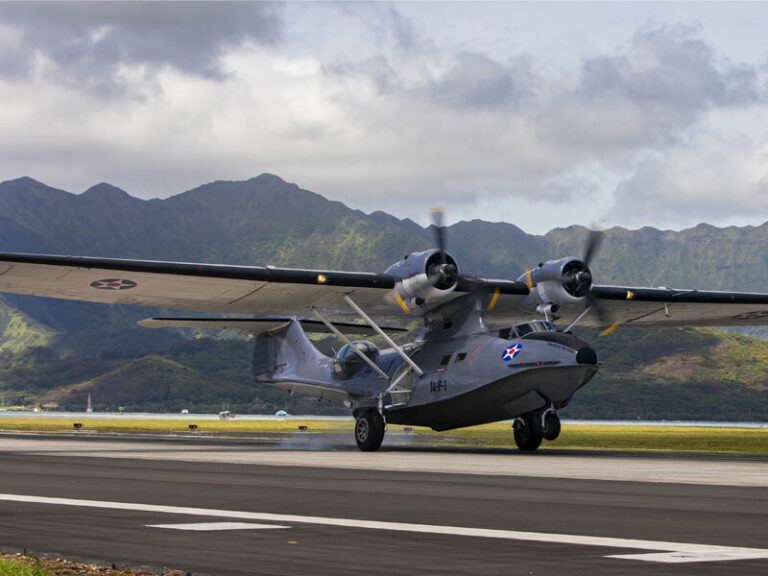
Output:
576,346,598,365
520,331,598,365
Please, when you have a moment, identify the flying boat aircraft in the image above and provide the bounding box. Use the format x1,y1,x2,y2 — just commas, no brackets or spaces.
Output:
2,211,768,451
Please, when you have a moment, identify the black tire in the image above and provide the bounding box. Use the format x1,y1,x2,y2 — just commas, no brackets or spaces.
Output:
513,413,543,452
355,410,385,452
542,412,561,441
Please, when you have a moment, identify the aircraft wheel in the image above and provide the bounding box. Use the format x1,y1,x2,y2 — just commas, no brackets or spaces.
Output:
542,412,561,441
513,413,543,452
355,410,385,452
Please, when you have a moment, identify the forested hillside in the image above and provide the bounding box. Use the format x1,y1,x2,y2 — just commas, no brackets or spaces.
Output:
1,174,767,418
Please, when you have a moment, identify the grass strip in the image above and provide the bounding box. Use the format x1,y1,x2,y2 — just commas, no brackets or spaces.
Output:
449,423,768,454
0,417,353,434
0,552,154,576
0,559,50,576
0,418,766,455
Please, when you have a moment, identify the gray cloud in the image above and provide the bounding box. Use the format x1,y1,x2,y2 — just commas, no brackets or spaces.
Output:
324,3,534,109
582,25,759,109
608,136,768,228
326,49,534,109
333,1,423,54
0,1,283,90
424,52,534,110
533,24,765,158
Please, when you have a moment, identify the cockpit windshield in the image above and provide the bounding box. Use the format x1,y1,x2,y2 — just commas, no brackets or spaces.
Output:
499,320,557,340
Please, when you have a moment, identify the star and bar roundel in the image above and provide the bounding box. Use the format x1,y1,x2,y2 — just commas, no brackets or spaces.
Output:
502,343,522,361
90,279,137,290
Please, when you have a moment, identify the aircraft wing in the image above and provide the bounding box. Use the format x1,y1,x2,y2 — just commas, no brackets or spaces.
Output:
4,251,768,330
485,282,768,329
0,252,404,319
589,285,768,328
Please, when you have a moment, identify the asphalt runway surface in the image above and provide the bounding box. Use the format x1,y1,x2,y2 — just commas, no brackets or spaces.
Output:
0,434,767,575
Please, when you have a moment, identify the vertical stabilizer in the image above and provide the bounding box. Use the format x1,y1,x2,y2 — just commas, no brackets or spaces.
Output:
252,318,330,383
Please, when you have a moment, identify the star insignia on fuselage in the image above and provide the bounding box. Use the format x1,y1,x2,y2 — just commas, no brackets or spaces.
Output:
502,343,522,361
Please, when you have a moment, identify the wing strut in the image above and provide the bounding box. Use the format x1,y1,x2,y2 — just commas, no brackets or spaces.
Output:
309,307,390,381
343,295,424,377
563,305,593,333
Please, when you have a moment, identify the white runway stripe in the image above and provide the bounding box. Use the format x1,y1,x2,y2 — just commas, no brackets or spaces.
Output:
148,522,290,531
1,493,766,564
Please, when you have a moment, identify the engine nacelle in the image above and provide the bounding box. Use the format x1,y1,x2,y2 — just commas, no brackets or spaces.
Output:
518,257,593,315
384,249,459,309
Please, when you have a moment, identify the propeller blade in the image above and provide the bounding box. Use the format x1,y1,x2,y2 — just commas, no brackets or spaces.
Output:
583,228,604,267
586,291,607,325
584,225,612,333
430,207,447,263
599,321,620,337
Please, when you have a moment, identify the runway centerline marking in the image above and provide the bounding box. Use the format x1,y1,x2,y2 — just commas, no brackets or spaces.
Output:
1,493,766,564
147,522,290,531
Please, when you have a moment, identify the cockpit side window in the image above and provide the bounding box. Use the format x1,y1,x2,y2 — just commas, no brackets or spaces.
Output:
513,321,557,338
515,323,532,337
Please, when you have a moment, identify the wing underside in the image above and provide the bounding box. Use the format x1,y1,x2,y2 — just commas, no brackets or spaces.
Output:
0,252,401,318
138,316,407,335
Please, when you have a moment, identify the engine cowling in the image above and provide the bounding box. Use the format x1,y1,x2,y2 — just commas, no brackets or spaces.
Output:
384,249,459,309
518,257,593,314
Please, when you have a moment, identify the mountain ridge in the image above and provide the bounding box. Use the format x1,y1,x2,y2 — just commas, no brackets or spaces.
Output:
2,174,768,418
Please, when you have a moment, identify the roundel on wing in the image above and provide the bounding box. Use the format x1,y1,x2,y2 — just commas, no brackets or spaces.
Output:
732,310,768,320
90,279,137,290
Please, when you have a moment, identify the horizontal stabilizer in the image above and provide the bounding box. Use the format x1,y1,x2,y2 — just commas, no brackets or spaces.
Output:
138,316,408,336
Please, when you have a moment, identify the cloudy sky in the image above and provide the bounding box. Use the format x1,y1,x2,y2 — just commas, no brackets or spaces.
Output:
1,1,768,234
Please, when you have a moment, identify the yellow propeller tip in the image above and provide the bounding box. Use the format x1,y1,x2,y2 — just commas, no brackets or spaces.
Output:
488,286,501,310
599,322,620,337
393,291,410,314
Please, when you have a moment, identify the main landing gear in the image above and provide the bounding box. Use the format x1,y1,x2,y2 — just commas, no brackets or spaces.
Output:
513,410,561,451
354,409,385,451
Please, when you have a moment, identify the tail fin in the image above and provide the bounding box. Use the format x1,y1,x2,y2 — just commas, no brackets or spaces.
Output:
252,318,329,382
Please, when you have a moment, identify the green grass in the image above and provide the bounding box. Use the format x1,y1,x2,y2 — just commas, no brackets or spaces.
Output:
1,417,766,454
0,417,353,434
447,423,768,454
0,559,50,576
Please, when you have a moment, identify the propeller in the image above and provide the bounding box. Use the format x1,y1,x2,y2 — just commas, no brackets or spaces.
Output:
428,208,457,289
583,227,604,268
581,225,614,333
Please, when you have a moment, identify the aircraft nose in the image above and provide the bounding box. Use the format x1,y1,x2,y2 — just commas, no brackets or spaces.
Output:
576,346,598,365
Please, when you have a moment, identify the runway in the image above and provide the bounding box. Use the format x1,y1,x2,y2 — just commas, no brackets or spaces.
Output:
0,435,767,575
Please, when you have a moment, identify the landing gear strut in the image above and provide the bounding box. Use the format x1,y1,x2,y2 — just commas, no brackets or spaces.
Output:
354,410,385,452
513,413,543,452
